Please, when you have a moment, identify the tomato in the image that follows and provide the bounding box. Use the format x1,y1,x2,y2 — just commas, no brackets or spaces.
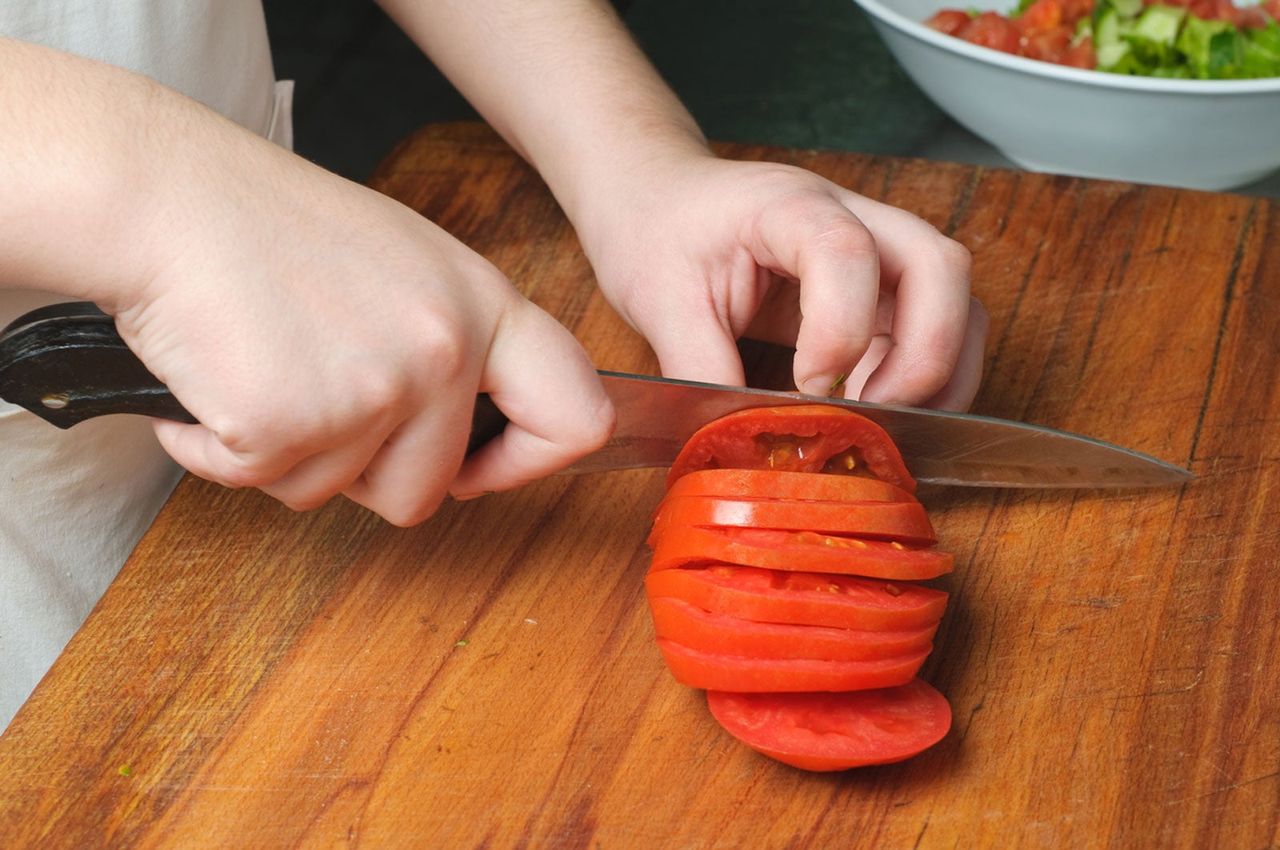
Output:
649,495,936,547
649,524,953,580
656,639,927,692
706,680,952,771
644,565,948,631
959,12,1021,53
1062,36,1096,69
666,405,916,493
664,468,913,505
1018,0,1063,32
1020,27,1072,62
1058,0,1094,21
648,596,937,661
925,8,973,34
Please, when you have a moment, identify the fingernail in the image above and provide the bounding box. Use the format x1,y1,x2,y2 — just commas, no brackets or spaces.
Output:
800,373,848,398
453,490,494,502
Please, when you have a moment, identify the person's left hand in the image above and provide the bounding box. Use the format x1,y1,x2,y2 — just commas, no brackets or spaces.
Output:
573,152,988,411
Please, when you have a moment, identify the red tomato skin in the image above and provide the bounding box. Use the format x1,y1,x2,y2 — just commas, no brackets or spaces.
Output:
664,468,913,505
644,564,948,631
1018,0,1063,32
1058,0,1094,22
649,525,954,581
656,638,927,692
925,9,973,34
1019,27,1072,62
706,680,953,771
959,12,1022,53
1062,37,1096,68
649,495,937,547
649,596,938,661
666,405,917,493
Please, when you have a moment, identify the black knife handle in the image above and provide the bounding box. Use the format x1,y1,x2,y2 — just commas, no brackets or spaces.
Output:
0,301,509,453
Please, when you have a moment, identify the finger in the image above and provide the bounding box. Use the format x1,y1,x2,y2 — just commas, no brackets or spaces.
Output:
451,302,614,499
841,334,893,400
152,418,301,490
258,422,392,511
752,194,881,396
922,297,989,412
343,384,478,527
644,304,747,387
842,195,974,405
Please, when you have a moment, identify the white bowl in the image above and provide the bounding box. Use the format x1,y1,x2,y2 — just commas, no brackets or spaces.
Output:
851,0,1280,190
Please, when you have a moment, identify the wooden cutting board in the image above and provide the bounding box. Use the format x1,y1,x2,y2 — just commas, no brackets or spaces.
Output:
1,122,1277,849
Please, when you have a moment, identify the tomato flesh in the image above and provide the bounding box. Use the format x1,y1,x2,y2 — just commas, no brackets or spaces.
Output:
664,468,913,504
649,525,954,580
649,404,952,771
644,565,948,631
656,639,927,692
649,495,936,547
706,680,952,771
667,405,916,493
648,596,937,661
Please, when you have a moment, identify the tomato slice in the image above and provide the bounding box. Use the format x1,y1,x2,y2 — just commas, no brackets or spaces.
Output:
649,525,953,580
656,638,927,692
667,405,916,493
648,596,937,661
649,495,936,546
664,468,913,504
706,680,952,771
644,565,947,631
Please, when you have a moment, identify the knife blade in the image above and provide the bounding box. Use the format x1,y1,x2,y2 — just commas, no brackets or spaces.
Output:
0,302,1191,488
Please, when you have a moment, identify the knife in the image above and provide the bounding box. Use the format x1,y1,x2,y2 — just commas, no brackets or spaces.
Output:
0,302,1191,488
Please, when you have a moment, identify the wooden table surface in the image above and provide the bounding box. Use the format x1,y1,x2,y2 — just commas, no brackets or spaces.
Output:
1,123,1277,849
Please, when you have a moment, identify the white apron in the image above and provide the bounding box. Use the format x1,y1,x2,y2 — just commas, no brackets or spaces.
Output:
0,0,291,728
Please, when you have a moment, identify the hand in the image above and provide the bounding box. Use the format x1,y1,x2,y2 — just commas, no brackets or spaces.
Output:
574,153,987,411
102,128,612,524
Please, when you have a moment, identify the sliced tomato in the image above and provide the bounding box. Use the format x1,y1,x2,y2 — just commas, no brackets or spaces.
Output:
649,596,937,661
667,405,916,493
649,525,953,580
649,495,936,547
644,565,947,631
706,680,952,771
664,468,913,505
656,638,927,692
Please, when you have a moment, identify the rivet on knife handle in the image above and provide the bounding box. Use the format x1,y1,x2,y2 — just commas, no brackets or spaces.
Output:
0,302,195,428
0,302,508,454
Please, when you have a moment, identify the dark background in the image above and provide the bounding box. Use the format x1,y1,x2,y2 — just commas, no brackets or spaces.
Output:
262,0,1279,197
262,0,962,182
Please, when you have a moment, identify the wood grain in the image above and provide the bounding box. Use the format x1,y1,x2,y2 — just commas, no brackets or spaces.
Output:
1,122,1276,849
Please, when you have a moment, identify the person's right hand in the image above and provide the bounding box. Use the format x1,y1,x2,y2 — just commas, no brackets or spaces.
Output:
97,114,613,525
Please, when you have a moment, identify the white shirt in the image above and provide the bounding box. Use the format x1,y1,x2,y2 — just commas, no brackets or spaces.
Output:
0,0,290,728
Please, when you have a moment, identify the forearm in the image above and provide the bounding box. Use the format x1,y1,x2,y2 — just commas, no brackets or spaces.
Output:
376,0,711,228
0,38,283,312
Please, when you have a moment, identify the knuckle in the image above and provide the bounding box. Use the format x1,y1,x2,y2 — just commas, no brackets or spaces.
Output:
280,491,332,513
380,494,445,528
814,223,877,260
349,368,414,426
412,313,470,384
216,455,278,489
933,235,974,278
